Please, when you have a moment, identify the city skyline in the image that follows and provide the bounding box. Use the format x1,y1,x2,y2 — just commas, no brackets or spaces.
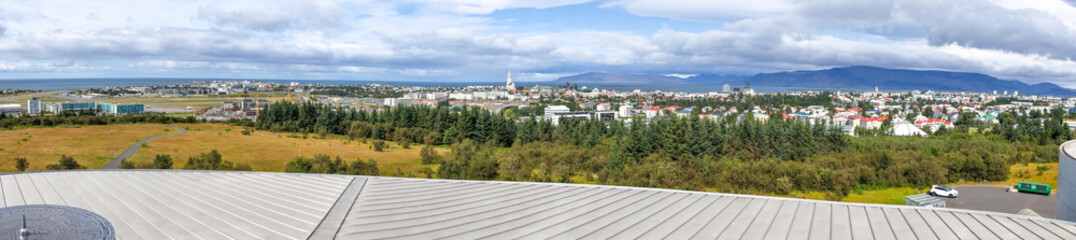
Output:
3,0,1076,87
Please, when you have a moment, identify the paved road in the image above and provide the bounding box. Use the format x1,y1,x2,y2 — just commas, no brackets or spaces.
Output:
941,185,1057,218
101,126,188,169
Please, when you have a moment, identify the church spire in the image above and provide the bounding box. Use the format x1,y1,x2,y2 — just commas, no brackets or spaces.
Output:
506,70,516,90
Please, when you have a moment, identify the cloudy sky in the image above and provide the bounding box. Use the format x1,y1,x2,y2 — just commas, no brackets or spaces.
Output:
2,0,1076,86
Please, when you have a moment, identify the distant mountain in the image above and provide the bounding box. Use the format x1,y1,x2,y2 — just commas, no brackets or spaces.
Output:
555,67,1076,96
556,72,689,85
745,66,1076,96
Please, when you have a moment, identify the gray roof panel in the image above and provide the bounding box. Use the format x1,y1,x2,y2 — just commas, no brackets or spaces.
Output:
2,170,1076,240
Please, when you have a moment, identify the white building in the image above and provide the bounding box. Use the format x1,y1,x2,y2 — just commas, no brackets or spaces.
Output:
618,105,632,119
596,103,611,111
890,122,928,137
0,103,21,114
722,83,731,92
383,98,412,107
426,92,448,100
544,105,570,119
27,97,41,114
506,71,516,90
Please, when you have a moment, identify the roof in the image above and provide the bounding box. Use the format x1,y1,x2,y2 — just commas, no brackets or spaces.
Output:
3,170,1076,239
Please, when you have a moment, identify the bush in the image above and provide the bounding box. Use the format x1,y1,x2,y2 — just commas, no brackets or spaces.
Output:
420,145,440,164
153,154,174,169
372,140,386,152
119,159,135,169
14,157,28,171
45,155,83,170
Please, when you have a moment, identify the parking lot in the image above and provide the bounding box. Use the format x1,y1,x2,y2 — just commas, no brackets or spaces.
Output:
940,185,1057,218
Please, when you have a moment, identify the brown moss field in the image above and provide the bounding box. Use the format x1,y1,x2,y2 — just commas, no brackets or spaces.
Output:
0,125,172,171
127,123,442,174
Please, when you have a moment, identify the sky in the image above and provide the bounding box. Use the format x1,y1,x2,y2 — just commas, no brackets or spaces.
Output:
3,0,1076,86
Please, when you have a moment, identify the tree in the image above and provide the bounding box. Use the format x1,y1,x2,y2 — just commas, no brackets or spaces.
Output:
420,144,440,164
153,154,174,169
45,155,83,170
14,157,28,171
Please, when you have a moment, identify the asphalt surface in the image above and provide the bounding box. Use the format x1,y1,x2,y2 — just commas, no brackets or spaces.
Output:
101,126,188,169
940,185,1057,218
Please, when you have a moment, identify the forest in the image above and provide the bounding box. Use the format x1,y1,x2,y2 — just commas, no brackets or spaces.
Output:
257,100,1070,198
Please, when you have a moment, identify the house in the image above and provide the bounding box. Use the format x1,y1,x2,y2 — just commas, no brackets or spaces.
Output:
676,108,694,117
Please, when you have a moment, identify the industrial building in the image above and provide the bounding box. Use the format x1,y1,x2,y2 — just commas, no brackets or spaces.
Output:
0,103,21,115
41,101,144,114
1059,140,1076,222
97,102,145,114
1,170,1074,239
44,102,98,113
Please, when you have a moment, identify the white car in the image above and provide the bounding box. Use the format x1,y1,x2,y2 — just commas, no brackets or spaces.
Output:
928,185,959,198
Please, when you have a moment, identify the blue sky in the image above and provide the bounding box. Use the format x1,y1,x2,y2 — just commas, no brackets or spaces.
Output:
3,0,1076,86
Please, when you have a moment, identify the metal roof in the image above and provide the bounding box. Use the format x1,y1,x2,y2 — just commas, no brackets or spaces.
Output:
2,170,1076,239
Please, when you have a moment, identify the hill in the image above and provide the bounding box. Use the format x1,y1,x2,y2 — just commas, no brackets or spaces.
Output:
555,72,689,84
745,66,1076,96
554,67,1076,96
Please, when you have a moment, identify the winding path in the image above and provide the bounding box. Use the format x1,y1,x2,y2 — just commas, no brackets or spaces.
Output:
101,126,188,169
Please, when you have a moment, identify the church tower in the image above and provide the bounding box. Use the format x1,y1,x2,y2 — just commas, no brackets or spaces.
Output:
506,71,517,90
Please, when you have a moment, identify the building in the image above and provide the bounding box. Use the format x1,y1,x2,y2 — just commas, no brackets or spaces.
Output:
644,107,661,119
0,170,1074,239
548,111,614,126
44,102,97,113
544,105,569,119
890,122,929,137
506,71,516,90
905,194,946,207
1060,140,1076,222
383,98,412,107
0,103,22,114
97,102,145,114
722,83,731,92
27,97,40,114
596,103,611,111
618,105,632,119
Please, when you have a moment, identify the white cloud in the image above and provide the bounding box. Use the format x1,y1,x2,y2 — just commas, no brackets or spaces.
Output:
0,0,1074,86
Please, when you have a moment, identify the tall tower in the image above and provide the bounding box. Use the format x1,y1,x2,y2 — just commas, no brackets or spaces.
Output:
27,97,40,115
506,71,516,90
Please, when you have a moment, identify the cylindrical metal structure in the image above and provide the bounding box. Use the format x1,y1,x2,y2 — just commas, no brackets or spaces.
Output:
1058,140,1076,222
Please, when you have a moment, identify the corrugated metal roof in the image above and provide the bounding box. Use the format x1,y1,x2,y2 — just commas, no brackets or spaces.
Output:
2,170,1075,240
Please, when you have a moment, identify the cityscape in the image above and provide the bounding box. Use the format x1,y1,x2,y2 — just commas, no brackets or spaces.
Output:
4,0,1076,239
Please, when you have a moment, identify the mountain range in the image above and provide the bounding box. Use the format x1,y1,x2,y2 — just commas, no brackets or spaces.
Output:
555,66,1076,96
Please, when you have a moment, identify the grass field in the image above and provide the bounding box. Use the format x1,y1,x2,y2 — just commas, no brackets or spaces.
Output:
1002,162,1058,189
127,123,444,174
842,187,919,205
0,125,172,171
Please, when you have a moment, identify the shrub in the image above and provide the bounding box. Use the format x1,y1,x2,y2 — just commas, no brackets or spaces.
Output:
372,140,386,152
45,155,83,170
14,157,28,171
153,154,174,169
420,145,440,164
